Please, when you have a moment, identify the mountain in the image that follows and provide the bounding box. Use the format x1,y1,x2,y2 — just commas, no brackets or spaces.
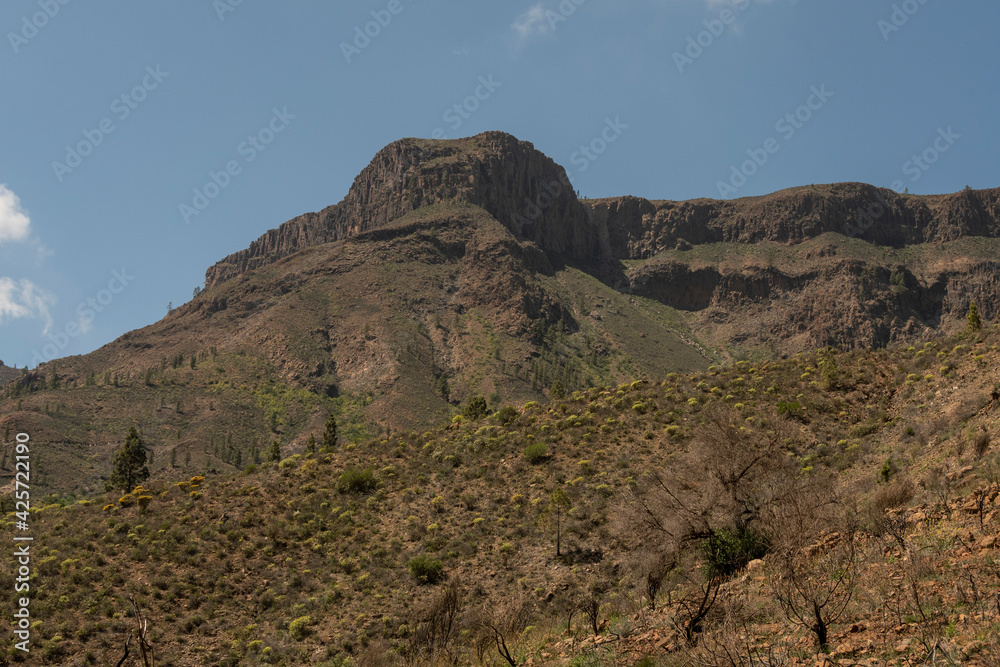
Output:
205,132,1000,356
1,131,999,498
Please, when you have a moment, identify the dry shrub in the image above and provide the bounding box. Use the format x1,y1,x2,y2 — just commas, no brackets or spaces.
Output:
357,639,397,667
973,427,991,460
692,590,791,667
873,478,915,512
409,580,463,662
945,393,991,427
769,528,858,652
473,592,533,667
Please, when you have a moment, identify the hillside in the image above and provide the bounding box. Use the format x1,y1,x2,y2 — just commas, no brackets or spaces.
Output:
2,322,998,666
1,131,999,500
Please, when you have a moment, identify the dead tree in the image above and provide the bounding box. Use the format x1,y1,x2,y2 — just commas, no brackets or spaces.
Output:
619,405,806,645
474,593,533,667
643,552,674,611
410,581,463,664
116,597,154,667
580,579,609,636
115,631,133,667
770,535,857,652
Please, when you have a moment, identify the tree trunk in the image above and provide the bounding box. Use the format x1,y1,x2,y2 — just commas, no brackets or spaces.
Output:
813,601,828,651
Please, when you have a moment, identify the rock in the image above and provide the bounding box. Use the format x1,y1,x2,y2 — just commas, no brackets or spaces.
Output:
206,132,602,289
954,465,975,480
746,558,765,571
978,535,997,549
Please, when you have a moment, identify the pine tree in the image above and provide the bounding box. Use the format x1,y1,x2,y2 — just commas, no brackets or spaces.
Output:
968,302,982,333
267,439,281,462
106,427,150,494
463,395,489,420
323,414,338,452
306,433,317,455
549,487,571,557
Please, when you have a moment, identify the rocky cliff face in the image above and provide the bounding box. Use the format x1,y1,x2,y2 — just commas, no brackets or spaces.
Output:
627,254,1000,351
593,184,1000,260
205,133,1000,291
205,132,602,289
195,129,1000,360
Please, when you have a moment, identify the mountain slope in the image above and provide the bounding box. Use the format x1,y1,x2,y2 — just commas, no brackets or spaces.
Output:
2,132,1000,498
4,323,999,666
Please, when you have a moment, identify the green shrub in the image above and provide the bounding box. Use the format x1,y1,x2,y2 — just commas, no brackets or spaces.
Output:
463,396,489,420
776,400,802,416
288,615,313,641
495,406,519,425
701,527,769,578
523,442,549,464
337,468,378,494
407,555,444,584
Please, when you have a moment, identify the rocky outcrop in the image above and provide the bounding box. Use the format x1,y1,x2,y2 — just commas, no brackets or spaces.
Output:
594,184,1000,259
628,257,1000,350
205,131,1000,290
205,132,603,289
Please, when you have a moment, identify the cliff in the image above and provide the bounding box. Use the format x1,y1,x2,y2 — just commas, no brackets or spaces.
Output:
594,184,1000,259
205,132,603,288
205,132,1000,290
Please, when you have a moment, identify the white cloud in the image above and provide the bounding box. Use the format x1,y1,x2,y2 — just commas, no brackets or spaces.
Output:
0,277,55,335
76,312,92,335
512,4,551,40
0,185,31,245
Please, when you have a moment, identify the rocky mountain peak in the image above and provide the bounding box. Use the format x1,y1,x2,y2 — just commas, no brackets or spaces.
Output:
204,132,1000,290
204,132,603,289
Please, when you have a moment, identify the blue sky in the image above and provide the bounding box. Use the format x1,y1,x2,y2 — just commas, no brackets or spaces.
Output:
1,0,997,369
